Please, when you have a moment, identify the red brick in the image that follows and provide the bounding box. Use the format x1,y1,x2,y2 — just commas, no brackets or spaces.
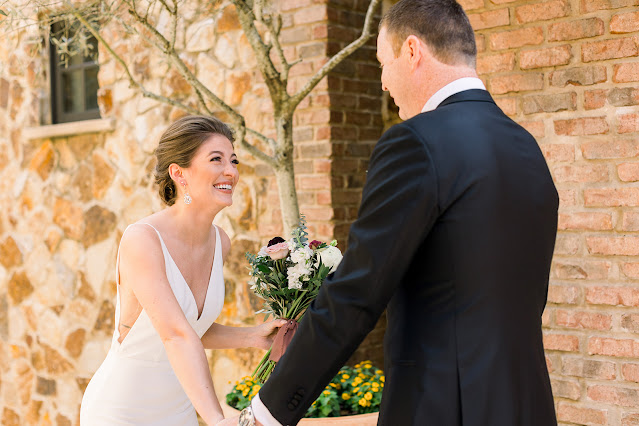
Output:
468,8,510,30
549,18,605,41
582,37,639,62
458,0,484,10
584,89,607,110
490,73,543,95
300,207,333,221
587,236,639,255
550,66,607,87
575,185,612,206
553,260,610,280
586,286,639,307
555,309,612,330
476,52,515,74
622,412,639,426
316,190,331,205
622,315,639,333
552,164,609,182
294,5,327,25
582,138,639,159
622,262,639,278
554,234,580,255
611,11,639,33
548,284,580,304
558,212,613,231
543,333,580,352
619,163,639,181
542,308,551,326
622,212,639,231
551,379,581,400
488,27,544,50
515,0,569,24
614,62,639,83
562,357,616,380
520,120,545,138
297,175,331,190
554,117,609,136
588,385,639,407
589,338,639,358
581,0,639,12
558,189,577,207
541,144,574,162
475,34,485,53
494,97,517,116
557,402,607,425
523,92,576,114
609,87,639,107
619,113,639,133
521,45,572,69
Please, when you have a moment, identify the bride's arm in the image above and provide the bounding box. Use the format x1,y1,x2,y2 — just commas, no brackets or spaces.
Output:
119,225,224,425
202,226,286,350
201,321,285,350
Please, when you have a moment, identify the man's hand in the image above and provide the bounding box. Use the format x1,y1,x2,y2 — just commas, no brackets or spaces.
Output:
214,414,264,425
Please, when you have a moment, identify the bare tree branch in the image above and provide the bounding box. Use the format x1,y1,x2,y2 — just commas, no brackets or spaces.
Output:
288,0,381,113
67,5,203,116
230,0,285,108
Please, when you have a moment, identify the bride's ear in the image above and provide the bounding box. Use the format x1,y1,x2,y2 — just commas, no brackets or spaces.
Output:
168,163,185,184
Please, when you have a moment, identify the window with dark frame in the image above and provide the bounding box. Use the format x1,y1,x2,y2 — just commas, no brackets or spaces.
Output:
50,19,100,124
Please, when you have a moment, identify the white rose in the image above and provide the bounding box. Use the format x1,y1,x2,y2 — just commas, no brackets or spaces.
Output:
258,246,268,257
291,246,313,264
316,246,343,273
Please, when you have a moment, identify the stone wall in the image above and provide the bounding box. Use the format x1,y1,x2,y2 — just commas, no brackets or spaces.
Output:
460,0,639,423
0,0,384,423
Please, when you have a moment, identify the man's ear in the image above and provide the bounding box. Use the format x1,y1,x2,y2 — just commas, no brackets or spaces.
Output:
405,35,423,71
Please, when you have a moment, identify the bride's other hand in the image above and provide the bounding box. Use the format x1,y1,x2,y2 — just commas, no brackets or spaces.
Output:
253,319,288,350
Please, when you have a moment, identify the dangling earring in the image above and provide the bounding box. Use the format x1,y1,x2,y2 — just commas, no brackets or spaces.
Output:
181,181,192,205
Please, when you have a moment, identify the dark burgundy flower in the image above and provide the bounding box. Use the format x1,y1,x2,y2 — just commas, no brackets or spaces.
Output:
309,240,323,250
268,236,286,247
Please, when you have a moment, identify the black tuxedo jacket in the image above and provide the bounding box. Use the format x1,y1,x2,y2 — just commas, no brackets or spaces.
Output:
259,90,558,425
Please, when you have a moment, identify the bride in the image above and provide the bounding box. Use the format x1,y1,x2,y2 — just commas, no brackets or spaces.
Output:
80,115,285,425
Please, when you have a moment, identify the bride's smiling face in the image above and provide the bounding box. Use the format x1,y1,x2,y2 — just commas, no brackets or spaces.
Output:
180,134,239,208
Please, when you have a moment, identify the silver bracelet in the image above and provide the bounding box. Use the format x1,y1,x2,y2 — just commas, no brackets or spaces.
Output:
239,406,256,426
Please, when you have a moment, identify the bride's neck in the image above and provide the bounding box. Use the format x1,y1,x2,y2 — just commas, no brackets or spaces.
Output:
165,204,220,245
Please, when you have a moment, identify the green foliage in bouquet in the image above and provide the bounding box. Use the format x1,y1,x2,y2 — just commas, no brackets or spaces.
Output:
226,361,384,418
246,216,344,383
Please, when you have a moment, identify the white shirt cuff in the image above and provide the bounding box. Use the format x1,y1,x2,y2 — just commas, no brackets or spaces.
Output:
251,393,283,426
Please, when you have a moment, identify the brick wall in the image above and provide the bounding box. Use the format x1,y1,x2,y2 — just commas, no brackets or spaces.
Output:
460,0,639,423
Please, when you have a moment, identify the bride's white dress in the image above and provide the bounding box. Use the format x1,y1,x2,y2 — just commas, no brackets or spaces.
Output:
80,223,224,425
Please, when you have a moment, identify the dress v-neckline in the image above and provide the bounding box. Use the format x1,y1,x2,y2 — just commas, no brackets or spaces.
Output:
148,225,217,321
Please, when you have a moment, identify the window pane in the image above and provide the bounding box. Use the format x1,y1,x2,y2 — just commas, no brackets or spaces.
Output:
85,67,99,110
62,70,84,113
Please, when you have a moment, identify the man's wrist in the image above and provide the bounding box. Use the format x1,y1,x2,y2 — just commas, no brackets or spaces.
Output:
239,406,255,426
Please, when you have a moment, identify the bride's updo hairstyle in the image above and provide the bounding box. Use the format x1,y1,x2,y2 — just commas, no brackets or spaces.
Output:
154,115,235,206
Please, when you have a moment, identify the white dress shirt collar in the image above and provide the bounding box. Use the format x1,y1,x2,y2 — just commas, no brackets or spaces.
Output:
421,77,486,113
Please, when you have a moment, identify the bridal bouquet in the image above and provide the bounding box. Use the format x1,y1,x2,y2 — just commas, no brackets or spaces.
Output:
247,216,343,383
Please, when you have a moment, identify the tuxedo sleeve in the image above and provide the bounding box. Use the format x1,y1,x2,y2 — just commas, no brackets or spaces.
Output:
258,122,439,425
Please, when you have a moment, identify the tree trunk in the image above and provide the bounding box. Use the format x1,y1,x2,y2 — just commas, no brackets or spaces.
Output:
274,117,300,236
274,164,300,237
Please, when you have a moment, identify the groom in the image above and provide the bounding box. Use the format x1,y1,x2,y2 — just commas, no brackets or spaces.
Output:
232,0,559,424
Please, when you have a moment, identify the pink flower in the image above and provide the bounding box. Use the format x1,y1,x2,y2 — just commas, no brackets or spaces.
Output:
265,242,289,260
309,240,323,250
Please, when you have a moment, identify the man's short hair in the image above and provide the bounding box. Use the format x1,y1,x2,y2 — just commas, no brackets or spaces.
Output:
380,0,477,68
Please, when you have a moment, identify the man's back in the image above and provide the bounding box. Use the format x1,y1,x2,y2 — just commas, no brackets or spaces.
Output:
379,89,558,425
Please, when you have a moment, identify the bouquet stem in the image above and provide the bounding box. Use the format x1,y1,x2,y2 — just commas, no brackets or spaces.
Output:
252,349,277,383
